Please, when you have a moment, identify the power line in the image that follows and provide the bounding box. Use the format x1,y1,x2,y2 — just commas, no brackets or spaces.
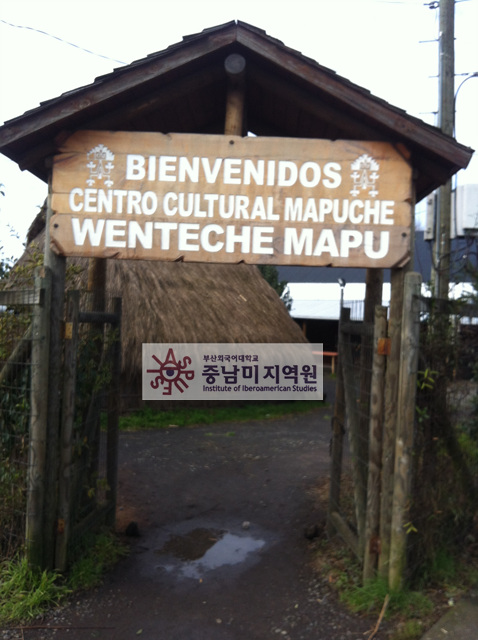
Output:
0,18,127,65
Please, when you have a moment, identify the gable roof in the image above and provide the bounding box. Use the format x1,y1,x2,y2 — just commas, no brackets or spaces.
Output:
0,20,472,202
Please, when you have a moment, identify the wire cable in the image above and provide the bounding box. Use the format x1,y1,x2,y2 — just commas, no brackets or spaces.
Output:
0,18,127,65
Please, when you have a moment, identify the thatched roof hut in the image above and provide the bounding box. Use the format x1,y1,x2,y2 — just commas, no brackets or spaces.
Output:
15,211,307,406
89,258,307,407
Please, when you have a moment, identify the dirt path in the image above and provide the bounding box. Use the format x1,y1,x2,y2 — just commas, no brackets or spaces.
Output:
6,399,391,640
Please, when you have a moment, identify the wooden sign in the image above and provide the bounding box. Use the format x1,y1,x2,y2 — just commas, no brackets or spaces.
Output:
50,130,412,268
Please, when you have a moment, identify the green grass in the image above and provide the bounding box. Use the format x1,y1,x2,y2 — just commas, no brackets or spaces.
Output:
114,400,326,431
0,531,128,625
339,573,435,640
340,576,433,620
68,531,129,591
392,620,427,640
314,541,437,640
0,557,69,625
315,536,478,640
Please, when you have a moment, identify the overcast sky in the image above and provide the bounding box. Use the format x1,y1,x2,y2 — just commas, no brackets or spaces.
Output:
1,0,477,259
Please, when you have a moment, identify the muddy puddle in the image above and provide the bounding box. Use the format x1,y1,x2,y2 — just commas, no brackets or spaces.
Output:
155,526,266,579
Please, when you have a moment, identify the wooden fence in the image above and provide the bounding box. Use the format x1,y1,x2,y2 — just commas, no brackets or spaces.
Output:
327,272,422,589
55,290,122,571
0,268,51,560
0,267,121,571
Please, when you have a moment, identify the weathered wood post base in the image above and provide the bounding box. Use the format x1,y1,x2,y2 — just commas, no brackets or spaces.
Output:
388,272,421,590
26,268,51,569
327,306,348,538
363,305,387,582
43,181,67,570
379,267,405,579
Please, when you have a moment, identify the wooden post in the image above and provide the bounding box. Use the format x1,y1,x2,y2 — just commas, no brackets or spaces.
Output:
43,176,66,570
0,326,32,387
327,306,348,537
26,267,51,569
84,239,107,505
88,258,107,312
435,0,454,300
106,298,122,527
341,318,366,557
224,54,246,136
389,272,421,591
379,268,404,578
363,305,387,582
55,291,80,571
379,176,414,580
357,269,383,552
329,511,359,558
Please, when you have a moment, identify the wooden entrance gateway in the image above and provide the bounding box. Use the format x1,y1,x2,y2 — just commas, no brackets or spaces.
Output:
0,22,472,588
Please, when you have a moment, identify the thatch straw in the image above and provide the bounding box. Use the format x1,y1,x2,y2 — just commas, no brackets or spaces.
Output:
11,210,307,384
107,258,306,374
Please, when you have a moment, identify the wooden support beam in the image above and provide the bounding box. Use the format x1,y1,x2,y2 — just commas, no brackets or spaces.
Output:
379,268,404,579
327,307,348,538
106,298,122,527
42,178,66,570
26,268,51,570
389,272,422,591
78,310,119,325
55,291,80,571
363,305,388,582
86,66,225,131
341,322,374,338
341,322,366,557
0,289,42,306
224,54,246,136
87,257,107,312
329,511,359,559
249,66,381,140
0,325,32,387
357,269,383,554
85,235,107,515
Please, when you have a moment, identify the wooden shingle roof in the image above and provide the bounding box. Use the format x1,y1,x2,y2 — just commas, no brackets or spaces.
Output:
0,21,473,202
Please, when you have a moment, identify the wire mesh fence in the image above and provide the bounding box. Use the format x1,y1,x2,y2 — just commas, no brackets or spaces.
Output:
328,284,478,588
327,303,376,560
56,289,121,569
0,293,36,559
407,296,478,585
0,276,121,570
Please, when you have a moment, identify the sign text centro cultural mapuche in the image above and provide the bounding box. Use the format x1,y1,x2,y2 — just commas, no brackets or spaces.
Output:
50,131,412,268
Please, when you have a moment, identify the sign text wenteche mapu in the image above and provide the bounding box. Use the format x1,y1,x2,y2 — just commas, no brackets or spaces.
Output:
50,131,412,268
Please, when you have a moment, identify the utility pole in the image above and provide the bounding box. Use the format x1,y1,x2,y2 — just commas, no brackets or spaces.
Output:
435,0,455,299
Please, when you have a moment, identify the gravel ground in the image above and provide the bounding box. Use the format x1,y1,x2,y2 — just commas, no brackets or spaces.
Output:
2,392,395,640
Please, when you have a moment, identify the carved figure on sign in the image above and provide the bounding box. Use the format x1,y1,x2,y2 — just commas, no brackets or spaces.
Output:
86,144,115,187
350,154,380,197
